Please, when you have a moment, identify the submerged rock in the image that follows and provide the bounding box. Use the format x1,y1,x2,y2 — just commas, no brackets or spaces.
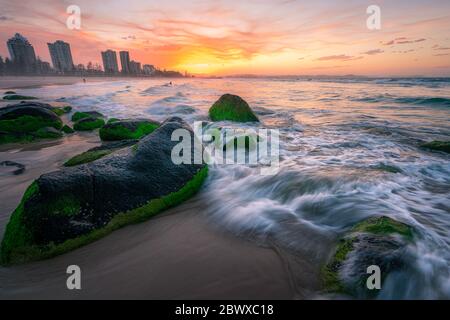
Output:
420,140,450,154
0,117,208,264
0,161,25,175
64,139,138,167
99,119,160,141
322,216,414,298
3,94,38,100
209,94,259,122
0,103,63,144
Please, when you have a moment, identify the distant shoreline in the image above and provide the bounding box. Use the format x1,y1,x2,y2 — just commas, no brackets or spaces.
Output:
0,75,184,89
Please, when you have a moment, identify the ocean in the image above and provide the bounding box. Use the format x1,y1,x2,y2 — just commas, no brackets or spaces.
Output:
0,77,449,299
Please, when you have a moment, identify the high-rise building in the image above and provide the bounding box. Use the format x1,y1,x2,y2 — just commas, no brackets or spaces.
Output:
119,51,130,74
47,40,74,73
101,50,119,74
6,33,36,72
129,60,141,75
143,64,156,75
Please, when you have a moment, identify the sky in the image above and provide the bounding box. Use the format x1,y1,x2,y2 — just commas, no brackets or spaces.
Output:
0,0,449,76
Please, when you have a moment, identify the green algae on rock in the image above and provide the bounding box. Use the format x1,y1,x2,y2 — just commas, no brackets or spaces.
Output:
1,118,208,265
322,216,414,297
0,103,63,144
52,106,72,116
420,141,450,154
71,111,104,122
61,125,74,134
64,140,138,167
99,119,160,141
73,117,105,131
209,94,259,122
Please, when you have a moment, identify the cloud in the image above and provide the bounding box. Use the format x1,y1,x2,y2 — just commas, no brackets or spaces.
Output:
317,54,363,61
361,49,384,55
433,46,450,50
382,38,427,46
434,53,450,56
0,16,11,21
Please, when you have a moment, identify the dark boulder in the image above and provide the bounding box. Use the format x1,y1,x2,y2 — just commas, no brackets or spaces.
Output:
99,118,160,141
1,118,208,264
3,95,37,100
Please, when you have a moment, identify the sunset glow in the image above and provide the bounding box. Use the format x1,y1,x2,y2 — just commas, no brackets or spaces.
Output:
0,0,449,76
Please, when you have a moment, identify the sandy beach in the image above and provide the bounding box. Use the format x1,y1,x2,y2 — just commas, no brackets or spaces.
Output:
0,127,319,300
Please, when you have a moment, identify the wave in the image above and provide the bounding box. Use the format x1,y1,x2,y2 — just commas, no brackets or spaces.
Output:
351,95,450,107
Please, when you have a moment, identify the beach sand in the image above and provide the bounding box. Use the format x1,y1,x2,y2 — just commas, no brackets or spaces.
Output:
0,131,320,300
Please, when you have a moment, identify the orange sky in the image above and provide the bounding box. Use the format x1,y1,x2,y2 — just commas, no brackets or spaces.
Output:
0,0,449,76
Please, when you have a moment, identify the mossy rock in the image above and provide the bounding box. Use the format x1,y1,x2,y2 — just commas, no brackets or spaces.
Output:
99,119,160,141
0,104,63,144
107,118,120,124
34,127,63,139
73,117,105,131
4,91,16,95
322,216,414,297
61,125,74,134
209,94,259,122
64,140,138,167
71,111,104,122
3,95,38,100
1,118,207,265
52,106,72,116
420,141,450,154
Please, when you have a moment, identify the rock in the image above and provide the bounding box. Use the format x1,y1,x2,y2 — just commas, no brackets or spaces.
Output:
71,111,104,122
0,161,25,175
34,127,63,139
64,140,138,167
73,117,105,131
0,103,63,144
420,141,450,154
3,95,38,100
0,118,208,264
99,119,160,141
52,106,72,116
61,125,75,134
4,91,16,95
6,101,70,117
322,216,414,298
209,94,259,122
107,118,120,124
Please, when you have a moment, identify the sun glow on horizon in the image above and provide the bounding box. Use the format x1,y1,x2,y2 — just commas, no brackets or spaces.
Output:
0,0,450,76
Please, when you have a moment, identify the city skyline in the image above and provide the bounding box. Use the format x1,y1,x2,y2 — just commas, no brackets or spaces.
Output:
1,32,167,76
0,0,449,76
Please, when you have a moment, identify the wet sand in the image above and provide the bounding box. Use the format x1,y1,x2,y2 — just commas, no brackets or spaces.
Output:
0,133,319,300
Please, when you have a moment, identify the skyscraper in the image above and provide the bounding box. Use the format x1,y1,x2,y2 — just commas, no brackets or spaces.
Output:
101,50,119,74
129,60,141,75
6,33,36,73
47,40,74,73
119,51,130,74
